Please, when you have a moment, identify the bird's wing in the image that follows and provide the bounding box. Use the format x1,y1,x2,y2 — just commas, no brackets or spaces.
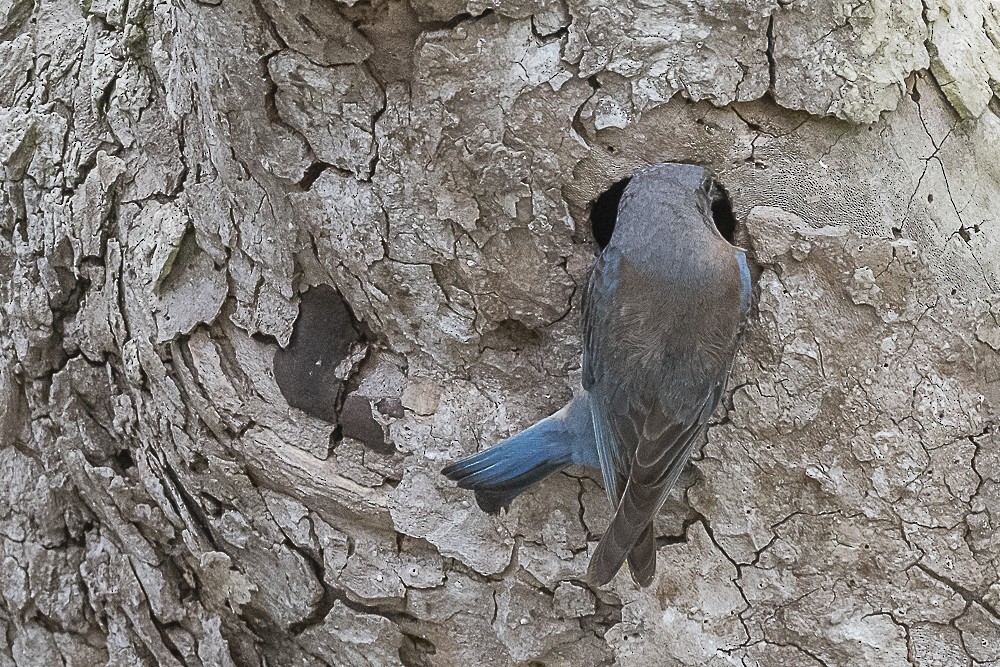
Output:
581,248,631,504
625,523,656,587
737,248,752,320
587,370,730,586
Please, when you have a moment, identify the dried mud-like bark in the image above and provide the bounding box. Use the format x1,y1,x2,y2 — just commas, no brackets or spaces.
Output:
1,0,999,665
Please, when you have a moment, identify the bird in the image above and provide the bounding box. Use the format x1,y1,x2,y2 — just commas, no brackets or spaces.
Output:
442,163,752,587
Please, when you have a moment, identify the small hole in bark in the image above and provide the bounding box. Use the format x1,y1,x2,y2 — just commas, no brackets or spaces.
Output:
189,452,209,473
273,284,362,423
114,449,135,471
298,161,332,189
710,182,737,244
589,177,630,249
330,425,343,448
484,318,541,351
927,193,934,203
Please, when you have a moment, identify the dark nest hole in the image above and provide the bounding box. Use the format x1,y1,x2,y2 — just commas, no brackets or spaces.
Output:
588,171,740,248
589,176,630,249
710,181,737,244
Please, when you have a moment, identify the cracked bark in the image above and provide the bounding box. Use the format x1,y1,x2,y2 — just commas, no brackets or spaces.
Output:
2,0,1000,665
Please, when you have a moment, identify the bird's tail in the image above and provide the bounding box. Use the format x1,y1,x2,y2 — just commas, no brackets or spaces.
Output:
442,397,593,513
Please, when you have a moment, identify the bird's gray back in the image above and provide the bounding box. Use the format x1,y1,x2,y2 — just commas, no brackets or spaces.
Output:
584,165,743,408
582,163,749,585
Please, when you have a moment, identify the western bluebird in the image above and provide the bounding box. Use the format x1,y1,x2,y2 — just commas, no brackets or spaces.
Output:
443,163,752,586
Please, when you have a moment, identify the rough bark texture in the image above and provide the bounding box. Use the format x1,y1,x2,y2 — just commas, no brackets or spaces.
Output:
1,0,999,664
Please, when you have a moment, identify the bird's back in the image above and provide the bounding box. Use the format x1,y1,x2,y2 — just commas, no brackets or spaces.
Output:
583,163,748,586
586,170,743,408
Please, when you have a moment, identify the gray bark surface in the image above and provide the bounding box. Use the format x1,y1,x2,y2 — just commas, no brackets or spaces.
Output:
1,0,999,665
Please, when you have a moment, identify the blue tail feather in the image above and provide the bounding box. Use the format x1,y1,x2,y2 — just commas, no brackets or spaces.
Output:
442,395,597,513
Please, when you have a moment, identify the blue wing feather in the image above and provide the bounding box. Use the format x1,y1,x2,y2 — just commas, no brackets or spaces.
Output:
737,249,752,318
582,247,630,505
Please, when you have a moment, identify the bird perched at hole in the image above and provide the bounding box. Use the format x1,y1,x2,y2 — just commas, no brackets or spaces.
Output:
442,163,753,587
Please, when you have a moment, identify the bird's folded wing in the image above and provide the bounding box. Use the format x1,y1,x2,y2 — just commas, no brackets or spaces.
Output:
587,410,703,585
587,378,729,586
582,248,631,504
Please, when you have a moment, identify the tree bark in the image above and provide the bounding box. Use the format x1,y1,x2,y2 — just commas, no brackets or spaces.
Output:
1,0,999,665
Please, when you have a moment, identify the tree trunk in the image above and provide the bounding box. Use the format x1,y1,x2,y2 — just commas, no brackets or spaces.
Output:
2,0,999,664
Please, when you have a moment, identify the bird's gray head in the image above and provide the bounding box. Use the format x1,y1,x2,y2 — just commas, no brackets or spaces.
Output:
616,163,734,245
